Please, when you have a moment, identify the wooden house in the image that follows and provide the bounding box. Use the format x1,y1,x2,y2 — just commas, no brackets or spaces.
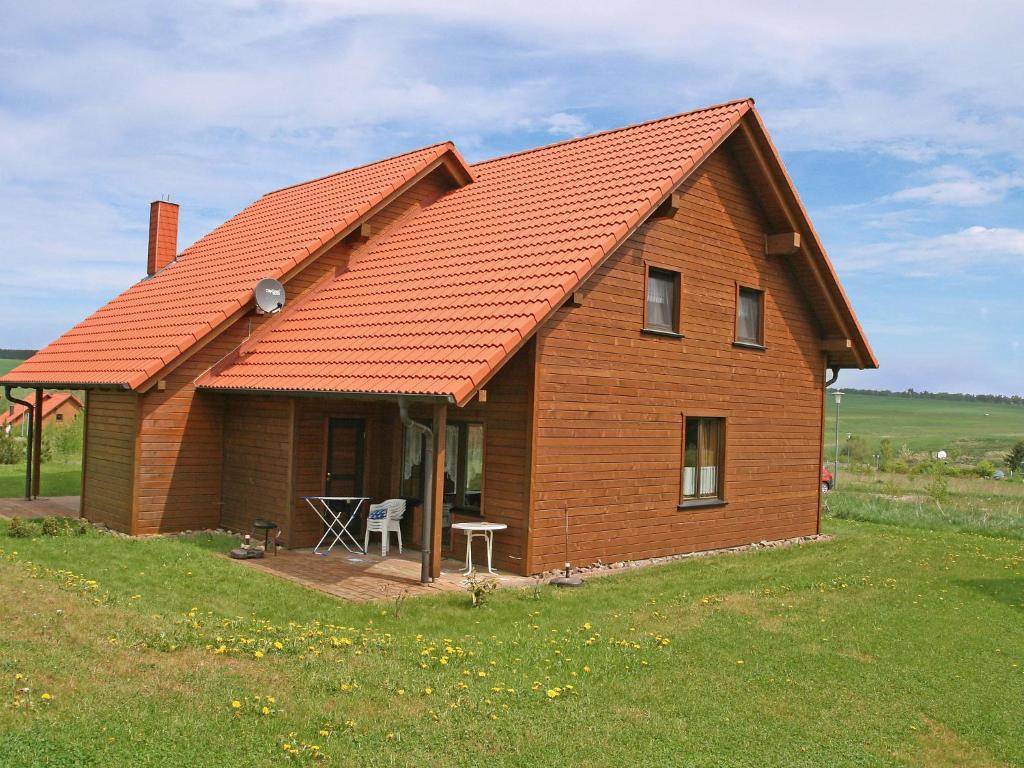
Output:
1,391,83,435
0,99,876,577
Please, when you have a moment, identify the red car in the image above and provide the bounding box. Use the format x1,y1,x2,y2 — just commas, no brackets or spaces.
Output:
821,466,834,492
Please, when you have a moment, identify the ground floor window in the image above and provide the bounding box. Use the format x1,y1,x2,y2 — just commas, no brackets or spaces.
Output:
400,420,484,513
682,417,724,504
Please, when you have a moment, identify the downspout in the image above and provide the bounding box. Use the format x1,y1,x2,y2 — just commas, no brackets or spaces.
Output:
818,366,840,535
4,387,33,501
399,398,435,584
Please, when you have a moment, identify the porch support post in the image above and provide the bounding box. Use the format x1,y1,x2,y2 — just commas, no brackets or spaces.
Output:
429,402,447,579
32,388,43,499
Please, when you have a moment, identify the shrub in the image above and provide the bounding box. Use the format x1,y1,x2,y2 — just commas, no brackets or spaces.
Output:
40,516,88,537
974,460,996,478
0,431,25,465
45,417,84,460
924,470,950,503
7,517,39,538
881,458,908,474
1006,441,1024,475
464,573,499,607
845,435,871,465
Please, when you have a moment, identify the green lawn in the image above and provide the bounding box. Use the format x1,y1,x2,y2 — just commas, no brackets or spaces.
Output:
1,510,1021,767
0,462,81,497
826,390,1024,459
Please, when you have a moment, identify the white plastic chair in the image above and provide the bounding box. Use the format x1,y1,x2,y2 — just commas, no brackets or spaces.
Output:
363,499,406,556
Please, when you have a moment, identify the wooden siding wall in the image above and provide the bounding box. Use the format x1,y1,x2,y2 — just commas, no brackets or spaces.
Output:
449,340,534,573
529,145,825,572
81,390,137,532
127,170,455,535
221,396,294,535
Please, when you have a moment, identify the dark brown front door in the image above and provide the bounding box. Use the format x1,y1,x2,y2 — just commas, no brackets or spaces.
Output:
325,418,366,536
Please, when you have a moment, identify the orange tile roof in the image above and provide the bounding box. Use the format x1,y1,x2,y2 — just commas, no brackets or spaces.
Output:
1,142,468,389
3,98,874,404
197,100,753,404
0,391,82,427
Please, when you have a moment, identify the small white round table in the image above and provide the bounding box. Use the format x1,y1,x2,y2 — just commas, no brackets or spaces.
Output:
452,521,507,574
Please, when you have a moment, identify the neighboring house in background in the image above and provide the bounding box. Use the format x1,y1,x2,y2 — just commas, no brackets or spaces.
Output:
0,99,876,576
1,392,83,435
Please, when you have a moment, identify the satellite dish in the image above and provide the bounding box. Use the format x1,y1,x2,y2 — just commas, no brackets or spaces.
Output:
254,278,286,314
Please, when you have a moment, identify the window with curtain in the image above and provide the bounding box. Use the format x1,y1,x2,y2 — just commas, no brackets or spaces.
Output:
645,267,679,333
682,417,724,503
736,287,764,345
400,420,484,513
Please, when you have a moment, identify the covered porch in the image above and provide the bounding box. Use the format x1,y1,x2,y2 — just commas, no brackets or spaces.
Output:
214,341,534,580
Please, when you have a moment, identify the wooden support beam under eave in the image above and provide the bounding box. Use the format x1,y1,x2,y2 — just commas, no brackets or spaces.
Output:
765,232,801,256
822,337,853,352
652,192,684,219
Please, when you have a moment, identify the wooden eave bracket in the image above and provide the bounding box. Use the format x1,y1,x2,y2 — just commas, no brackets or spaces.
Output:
347,222,372,242
765,232,801,256
652,192,684,219
822,336,852,352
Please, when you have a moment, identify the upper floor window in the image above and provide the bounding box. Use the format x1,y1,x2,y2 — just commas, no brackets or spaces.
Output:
735,286,765,347
645,266,680,335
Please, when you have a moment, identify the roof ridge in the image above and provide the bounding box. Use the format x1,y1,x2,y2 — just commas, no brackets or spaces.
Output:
471,98,754,168
263,141,455,197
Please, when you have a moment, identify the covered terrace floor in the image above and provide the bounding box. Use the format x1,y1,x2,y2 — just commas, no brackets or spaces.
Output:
229,547,533,602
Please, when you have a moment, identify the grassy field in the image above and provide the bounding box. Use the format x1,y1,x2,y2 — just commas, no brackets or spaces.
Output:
1,510,1022,767
825,391,1024,460
828,469,1024,541
823,391,1024,462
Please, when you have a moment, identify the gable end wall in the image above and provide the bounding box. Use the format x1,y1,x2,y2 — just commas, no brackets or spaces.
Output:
528,147,825,572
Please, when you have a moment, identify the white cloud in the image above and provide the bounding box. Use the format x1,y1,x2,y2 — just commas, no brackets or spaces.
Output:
1,0,1023,350
843,226,1024,275
541,112,589,136
887,167,1024,207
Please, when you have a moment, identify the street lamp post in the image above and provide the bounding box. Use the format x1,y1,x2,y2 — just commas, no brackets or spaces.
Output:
833,391,844,490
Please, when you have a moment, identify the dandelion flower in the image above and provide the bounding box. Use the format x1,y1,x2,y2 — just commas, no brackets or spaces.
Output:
546,689,560,699
254,650,264,658
423,687,433,695
231,700,241,709
273,641,284,650
40,693,52,701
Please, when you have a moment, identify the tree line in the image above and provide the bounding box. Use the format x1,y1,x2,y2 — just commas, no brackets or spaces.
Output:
833,388,1023,406
0,349,37,360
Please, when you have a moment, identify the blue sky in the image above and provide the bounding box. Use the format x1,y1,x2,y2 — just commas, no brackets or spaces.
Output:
1,1,1021,395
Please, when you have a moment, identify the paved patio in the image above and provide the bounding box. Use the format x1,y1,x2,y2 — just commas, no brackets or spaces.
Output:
231,547,532,602
0,496,80,518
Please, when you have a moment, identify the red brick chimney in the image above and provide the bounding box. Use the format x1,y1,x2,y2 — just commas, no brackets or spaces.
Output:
147,200,179,276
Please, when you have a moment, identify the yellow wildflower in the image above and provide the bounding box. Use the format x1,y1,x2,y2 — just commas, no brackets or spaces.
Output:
546,689,560,699
253,650,264,658
40,693,52,701
231,700,241,709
